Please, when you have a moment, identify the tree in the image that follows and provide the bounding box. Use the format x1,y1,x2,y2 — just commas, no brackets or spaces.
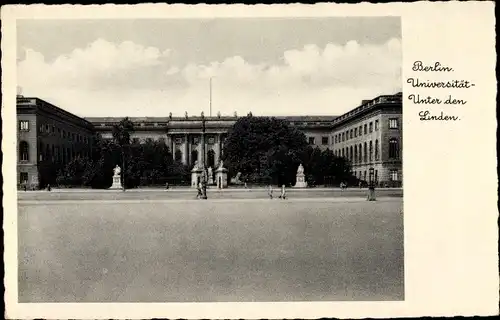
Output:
223,116,308,185
112,118,135,189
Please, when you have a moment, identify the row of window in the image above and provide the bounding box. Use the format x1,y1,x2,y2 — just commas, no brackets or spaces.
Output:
355,169,399,182
307,118,399,146
32,121,90,144
335,138,400,163
18,141,89,163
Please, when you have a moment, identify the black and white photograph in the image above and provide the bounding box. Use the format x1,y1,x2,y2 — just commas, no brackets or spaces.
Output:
15,16,403,303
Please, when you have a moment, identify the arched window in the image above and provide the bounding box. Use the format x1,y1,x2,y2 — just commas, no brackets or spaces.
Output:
359,143,362,162
389,138,399,159
349,146,353,162
369,141,373,161
354,145,358,164
39,142,44,161
342,148,345,158
175,149,182,162
207,149,215,168
191,149,198,167
375,140,379,160
363,142,367,162
19,141,29,161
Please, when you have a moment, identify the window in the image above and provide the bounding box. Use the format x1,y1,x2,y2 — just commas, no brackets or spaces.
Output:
52,126,55,133
363,142,367,162
341,148,344,158
63,130,66,138
364,124,367,134
308,137,315,145
45,124,49,132
19,120,29,131
350,130,353,139
20,172,28,184
350,146,353,161
375,139,380,160
389,138,399,159
375,120,379,131
390,170,399,181
359,125,362,135
359,143,362,162
175,149,182,161
369,141,373,161
375,170,378,182
354,128,358,137
321,136,329,145
389,118,398,129
369,122,373,133
19,141,29,161
342,133,345,142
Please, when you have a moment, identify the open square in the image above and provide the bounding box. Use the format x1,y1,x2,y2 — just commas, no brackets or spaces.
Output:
18,196,404,302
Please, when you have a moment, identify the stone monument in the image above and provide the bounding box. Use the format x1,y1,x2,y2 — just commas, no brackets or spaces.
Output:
110,165,123,189
294,163,308,188
215,161,228,189
208,166,214,185
191,161,203,188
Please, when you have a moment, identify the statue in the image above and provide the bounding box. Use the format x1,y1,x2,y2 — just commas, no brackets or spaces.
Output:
294,163,307,188
234,111,238,117
207,166,214,185
185,111,188,119
218,160,224,170
169,112,172,119
217,111,221,118
297,163,304,174
110,165,123,189
192,160,200,170
201,111,204,118
247,111,253,117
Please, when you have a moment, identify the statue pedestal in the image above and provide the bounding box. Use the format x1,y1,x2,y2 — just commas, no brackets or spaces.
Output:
215,167,228,189
191,168,202,188
110,175,122,189
294,173,308,188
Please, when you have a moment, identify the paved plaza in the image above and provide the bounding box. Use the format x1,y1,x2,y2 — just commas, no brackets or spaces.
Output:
18,191,404,302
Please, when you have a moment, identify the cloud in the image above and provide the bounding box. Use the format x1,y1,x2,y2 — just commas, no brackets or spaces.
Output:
17,38,401,117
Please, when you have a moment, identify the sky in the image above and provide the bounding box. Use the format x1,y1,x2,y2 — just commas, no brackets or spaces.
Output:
16,18,402,118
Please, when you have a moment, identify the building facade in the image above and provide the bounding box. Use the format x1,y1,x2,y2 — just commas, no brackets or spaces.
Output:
17,92,402,188
330,93,402,187
16,96,95,188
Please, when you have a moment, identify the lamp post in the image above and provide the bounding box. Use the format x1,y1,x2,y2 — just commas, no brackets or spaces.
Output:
367,167,376,201
200,112,208,199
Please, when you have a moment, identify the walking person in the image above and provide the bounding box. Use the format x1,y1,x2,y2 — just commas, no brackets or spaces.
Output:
268,185,273,199
279,184,287,200
196,181,202,199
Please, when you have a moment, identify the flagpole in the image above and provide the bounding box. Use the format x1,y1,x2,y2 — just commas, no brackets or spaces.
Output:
209,77,212,117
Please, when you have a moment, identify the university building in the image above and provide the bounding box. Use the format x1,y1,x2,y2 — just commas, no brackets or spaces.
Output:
16,92,402,188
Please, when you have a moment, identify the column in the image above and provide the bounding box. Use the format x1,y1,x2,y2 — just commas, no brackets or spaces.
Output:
218,133,223,162
214,133,221,165
183,134,189,165
170,135,175,160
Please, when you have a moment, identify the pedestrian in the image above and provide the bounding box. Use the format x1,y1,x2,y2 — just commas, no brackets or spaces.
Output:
46,184,51,192
268,185,273,199
279,184,287,200
165,182,169,190
23,184,27,192
196,182,202,199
